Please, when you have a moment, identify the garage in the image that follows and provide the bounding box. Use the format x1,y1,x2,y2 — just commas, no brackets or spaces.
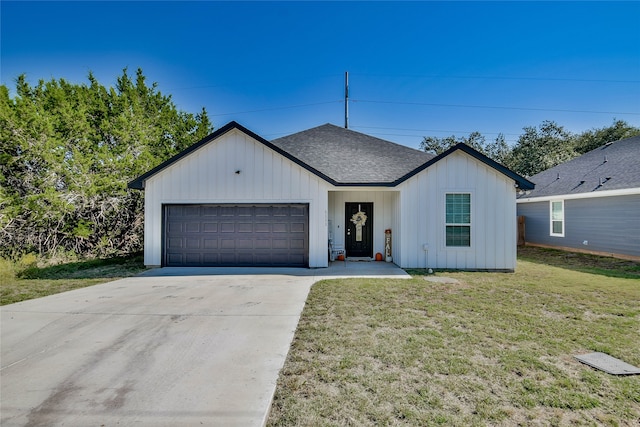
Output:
163,204,309,267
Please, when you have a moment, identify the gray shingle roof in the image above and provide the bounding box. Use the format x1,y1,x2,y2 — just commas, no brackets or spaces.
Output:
271,124,434,184
519,135,640,199
129,121,534,191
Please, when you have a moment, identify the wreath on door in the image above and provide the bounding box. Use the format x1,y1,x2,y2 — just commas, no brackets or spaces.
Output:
350,211,367,227
350,210,367,242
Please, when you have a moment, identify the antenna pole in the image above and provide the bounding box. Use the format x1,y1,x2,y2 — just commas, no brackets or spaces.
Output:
344,71,349,129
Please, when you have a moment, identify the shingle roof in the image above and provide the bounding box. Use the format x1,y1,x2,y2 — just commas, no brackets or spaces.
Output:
128,121,534,190
518,135,640,199
271,124,434,184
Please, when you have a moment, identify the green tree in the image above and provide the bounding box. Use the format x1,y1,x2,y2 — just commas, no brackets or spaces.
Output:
574,119,640,154
506,120,577,177
418,119,639,179
419,131,511,165
0,68,213,259
419,134,458,155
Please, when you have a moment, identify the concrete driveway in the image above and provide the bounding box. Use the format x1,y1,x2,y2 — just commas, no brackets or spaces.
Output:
1,263,409,426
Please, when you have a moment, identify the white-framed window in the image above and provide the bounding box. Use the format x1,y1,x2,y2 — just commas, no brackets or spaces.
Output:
445,193,471,247
550,200,564,237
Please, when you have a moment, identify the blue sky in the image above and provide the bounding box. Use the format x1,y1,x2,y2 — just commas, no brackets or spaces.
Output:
2,1,639,149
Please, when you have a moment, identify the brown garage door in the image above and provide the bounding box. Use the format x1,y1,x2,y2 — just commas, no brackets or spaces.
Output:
163,204,309,267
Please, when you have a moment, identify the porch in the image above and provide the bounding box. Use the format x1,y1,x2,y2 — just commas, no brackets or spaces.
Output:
327,189,401,263
319,259,409,278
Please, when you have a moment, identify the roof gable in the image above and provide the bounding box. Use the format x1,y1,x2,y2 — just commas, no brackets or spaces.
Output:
128,121,534,190
400,143,535,190
518,135,640,198
128,121,334,190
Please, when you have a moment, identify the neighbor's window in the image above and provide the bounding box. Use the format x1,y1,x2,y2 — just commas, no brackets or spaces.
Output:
550,200,564,237
446,193,471,247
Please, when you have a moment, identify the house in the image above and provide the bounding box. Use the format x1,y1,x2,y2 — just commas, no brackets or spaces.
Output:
516,135,640,260
129,121,534,270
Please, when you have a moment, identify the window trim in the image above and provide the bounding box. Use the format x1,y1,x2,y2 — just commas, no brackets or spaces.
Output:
444,192,472,248
549,200,565,237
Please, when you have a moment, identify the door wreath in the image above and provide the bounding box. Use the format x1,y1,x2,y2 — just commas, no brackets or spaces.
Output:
350,210,367,242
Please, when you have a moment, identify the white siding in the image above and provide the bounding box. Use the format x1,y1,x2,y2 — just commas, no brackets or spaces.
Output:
328,190,400,259
143,129,331,267
398,151,517,270
142,131,518,270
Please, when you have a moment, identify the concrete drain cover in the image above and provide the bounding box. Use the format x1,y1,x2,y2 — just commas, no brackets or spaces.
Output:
574,352,640,375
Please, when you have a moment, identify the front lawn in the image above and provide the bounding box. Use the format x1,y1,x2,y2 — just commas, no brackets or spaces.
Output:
0,255,147,305
268,248,640,426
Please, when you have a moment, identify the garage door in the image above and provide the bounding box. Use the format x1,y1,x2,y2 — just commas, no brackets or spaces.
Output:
163,204,309,267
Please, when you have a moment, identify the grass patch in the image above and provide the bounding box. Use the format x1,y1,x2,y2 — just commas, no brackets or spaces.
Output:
518,246,640,279
268,249,640,426
0,254,146,305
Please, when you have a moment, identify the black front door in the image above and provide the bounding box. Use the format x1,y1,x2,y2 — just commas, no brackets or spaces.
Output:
345,202,373,258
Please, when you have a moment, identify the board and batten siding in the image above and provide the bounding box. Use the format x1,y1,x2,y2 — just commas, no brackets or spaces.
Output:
143,129,331,267
328,190,400,260
517,194,640,258
398,151,518,270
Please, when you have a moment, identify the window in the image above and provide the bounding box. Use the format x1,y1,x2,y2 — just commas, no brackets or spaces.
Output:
446,193,471,247
550,200,564,237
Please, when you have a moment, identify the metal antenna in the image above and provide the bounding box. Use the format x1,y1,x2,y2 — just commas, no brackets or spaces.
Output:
344,71,349,129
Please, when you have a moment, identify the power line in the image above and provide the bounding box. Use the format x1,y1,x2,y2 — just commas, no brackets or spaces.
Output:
355,131,520,145
355,130,519,140
350,73,640,84
168,74,344,92
348,132,518,145
208,100,342,117
168,72,639,92
352,99,640,116
204,97,638,120
351,125,522,137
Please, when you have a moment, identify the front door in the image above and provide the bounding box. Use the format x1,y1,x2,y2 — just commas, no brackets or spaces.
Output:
345,202,373,258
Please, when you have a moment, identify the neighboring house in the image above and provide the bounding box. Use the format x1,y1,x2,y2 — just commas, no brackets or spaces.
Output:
129,121,533,270
517,135,640,260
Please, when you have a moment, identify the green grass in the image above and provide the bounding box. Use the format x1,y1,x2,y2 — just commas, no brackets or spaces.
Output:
268,248,640,426
517,246,640,279
0,254,146,305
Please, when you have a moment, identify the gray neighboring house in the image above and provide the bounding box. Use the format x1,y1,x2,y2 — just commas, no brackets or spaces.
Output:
516,135,640,260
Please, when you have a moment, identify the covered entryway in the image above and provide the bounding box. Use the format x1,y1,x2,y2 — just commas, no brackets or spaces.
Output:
163,204,309,267
328,191,400,264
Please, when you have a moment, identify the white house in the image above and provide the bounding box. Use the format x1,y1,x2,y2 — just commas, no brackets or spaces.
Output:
129,121,534,270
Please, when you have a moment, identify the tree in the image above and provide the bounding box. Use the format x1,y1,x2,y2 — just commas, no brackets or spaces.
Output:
506,120,577,177
574,119,640,154
419,135,458,155
419,131,511,165
418,119,639,179
0,69,214,259
482,133,511,166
